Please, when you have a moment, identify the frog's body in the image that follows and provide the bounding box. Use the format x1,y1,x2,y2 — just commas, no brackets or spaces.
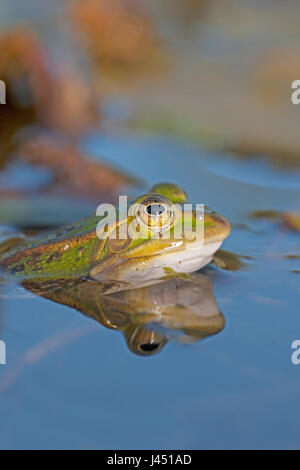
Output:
0,183,230,289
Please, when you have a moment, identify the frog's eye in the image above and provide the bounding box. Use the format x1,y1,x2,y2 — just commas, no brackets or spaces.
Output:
135,195,175,232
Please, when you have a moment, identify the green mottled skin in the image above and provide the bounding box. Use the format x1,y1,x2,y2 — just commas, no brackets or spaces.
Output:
0,215,105,280
0,183,230,283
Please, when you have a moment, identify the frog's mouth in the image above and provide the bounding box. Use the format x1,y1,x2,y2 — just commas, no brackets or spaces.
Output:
154,238,224,275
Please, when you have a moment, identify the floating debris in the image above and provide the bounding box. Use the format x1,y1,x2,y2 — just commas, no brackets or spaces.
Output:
283,212,300,234
18,134,139,199
248,209,282,220
213,249,249,271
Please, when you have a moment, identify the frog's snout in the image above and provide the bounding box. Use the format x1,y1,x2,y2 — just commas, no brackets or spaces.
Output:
218,214,231,241
204,211,231,244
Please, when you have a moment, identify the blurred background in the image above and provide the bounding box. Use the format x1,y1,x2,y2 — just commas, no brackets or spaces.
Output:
0,0,299,450
1,0,300,179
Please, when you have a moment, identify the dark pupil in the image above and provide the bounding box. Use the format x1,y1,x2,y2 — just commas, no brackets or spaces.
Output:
140,343,160,352
146,204,165,216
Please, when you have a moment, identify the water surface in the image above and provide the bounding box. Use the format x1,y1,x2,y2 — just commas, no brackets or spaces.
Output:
0,132,299,449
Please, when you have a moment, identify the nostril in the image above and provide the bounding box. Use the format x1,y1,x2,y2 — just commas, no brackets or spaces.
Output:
140,343,160,352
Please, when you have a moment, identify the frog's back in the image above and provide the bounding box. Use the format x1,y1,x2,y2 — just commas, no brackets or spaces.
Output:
30,215,100,245
0,215,105,281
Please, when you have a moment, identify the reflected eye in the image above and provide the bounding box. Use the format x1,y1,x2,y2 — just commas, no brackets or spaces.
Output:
139,342,160,352
125,325,168,356
135,195,175,232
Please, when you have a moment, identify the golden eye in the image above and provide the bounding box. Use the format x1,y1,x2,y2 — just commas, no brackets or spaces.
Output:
135,195,175,232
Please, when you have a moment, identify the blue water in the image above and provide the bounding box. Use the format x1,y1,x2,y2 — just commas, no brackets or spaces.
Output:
0,133,299,449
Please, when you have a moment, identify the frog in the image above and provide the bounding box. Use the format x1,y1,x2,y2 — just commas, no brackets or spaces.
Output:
0,183,231,292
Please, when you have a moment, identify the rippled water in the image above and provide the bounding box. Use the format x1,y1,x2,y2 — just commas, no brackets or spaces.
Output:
0,132,299,449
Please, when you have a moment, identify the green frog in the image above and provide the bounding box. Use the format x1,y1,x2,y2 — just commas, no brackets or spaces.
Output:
0,183,230,291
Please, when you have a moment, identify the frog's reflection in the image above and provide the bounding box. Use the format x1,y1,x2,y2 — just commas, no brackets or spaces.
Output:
23,274,225,356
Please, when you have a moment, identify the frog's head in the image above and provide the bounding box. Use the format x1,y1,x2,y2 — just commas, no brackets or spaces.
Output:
90,183,231,285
